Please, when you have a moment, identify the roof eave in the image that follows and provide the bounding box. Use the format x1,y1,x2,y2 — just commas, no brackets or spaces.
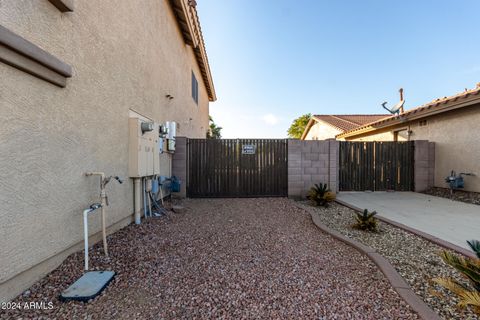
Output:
170,0,216,101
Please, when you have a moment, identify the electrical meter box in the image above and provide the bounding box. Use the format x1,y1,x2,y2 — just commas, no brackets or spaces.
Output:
128,118,160,177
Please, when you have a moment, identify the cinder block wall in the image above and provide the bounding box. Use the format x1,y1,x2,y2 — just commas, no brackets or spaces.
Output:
172,137,187,198
173,139,434,198
414,140,435,192
287,139,339,198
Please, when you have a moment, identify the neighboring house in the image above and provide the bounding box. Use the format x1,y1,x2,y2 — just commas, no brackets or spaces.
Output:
0,0,215,301
336,85,480,193
301,114,389,140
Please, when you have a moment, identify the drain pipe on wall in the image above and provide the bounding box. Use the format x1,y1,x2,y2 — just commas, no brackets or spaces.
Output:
134,178,142,224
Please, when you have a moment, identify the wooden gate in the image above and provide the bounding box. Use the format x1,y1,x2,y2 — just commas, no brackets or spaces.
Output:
187,139,288,197
339,141,414,191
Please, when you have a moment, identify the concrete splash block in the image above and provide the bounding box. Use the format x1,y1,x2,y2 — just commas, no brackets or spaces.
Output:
60,271,115,302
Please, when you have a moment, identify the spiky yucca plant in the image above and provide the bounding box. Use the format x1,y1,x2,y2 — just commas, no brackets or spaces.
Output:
307,183,335,207
352,209,378,232
433,250,480,314
467,240,480,259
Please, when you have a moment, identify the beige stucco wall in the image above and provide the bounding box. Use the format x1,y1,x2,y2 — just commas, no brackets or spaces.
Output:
0,0,211,301
346,105,480,192
304,121,342,140
412,105,480,192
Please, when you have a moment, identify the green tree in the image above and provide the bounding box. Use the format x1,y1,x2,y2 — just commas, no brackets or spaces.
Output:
207,115,222,139
287,113,311,139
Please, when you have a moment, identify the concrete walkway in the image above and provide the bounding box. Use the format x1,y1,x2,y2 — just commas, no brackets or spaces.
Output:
337,191,480,250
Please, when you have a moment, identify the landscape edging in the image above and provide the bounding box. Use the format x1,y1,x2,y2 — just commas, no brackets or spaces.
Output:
335,199,476,259
293,201,441,320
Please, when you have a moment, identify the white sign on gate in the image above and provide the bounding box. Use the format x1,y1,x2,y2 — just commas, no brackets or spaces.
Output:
242,144,256,154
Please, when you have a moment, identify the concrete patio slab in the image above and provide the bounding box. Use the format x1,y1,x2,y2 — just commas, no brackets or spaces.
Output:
337,191,480,250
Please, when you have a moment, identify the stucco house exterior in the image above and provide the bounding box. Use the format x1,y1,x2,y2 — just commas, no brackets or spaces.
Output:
301,114,389,140
336,85,480,193
0,0,215,301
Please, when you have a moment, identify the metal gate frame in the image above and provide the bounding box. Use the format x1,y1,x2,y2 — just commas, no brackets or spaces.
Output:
187,139,288,198
339,141,414,191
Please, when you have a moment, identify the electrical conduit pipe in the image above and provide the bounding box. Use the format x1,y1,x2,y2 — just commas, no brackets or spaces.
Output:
134,178,142,224
146,178,152,217
143,178,148,218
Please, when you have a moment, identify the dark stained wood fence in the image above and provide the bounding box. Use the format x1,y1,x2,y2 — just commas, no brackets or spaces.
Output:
187,139,288,197
339,141,414,191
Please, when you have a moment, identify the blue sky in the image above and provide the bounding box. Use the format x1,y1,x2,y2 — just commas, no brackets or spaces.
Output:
197,0,480,138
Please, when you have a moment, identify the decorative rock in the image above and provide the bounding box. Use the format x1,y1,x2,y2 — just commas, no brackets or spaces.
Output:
301,201,478,320
2,199,419,319
423,187,480,205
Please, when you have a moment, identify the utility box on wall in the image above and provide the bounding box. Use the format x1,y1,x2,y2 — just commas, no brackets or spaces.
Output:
128,118,160,177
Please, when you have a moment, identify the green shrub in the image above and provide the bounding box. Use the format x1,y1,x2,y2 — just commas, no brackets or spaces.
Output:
433,250,480,314
352,209,378,232
307,183,336,207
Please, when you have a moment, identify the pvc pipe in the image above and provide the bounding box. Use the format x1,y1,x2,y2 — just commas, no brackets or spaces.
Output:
100,190,108,257
82,204,101,271
85,172,108,257
134,178,142,224
83,208,90,271
86,171,105,180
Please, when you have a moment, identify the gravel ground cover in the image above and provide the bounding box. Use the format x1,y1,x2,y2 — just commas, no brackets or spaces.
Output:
423,187,480,205
2,198,418,320
301,201,479,320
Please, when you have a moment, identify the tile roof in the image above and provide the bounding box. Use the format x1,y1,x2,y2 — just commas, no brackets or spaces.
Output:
170,0,216,101
337,84,480,138
312,114,390,132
